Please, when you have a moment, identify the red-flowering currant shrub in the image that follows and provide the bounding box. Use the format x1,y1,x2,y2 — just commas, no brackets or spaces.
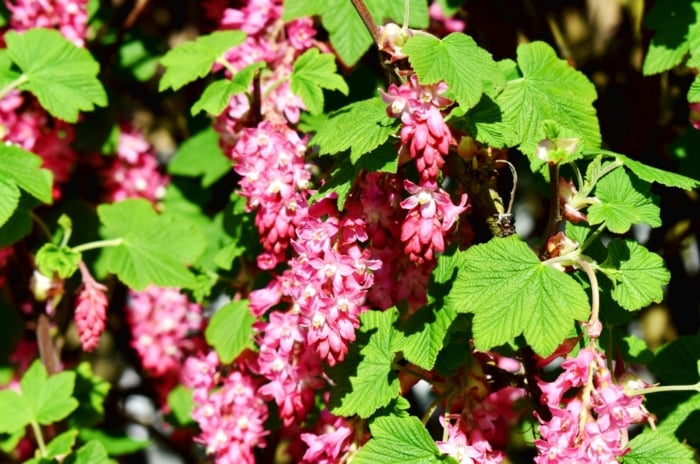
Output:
1,0,700,463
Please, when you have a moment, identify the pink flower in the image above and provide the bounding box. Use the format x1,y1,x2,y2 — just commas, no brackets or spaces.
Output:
74,262,107,352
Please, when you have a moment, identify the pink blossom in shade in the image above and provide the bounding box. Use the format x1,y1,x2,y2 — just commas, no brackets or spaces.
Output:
0,247,13,287
191,369,269,464
181,351,220,403
0,92,77,199
690,102,700,130
99,124,169,204
300,413,356,464
74,262,108,352
231,122,311,269
436,416,503,464
286,17,316,51
6,0,90,46
126,286,204,378
429,1,466,34
400,180,468,264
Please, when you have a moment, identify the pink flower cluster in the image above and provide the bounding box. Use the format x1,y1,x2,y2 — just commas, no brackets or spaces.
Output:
0,91,77,198
74,262,108,352
5,0,89,46
183,352,269,464
435,351,527,463
126,285,204,378
212,0,319,145
231,121,311,269
534,348,649,463
382,74,455,186
300,409,357,464
99,124,169,204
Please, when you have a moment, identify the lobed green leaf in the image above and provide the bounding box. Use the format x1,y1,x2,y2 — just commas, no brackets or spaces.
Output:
622,429,696,464
168,127,230,187
6,28,107,122
205,300,255,363
96,198,206,290
445,236,590,356
403,32,503,110
158,30,246,92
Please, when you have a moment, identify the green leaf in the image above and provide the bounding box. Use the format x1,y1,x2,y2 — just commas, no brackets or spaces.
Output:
21,360,79,425
602,151,700,190
158,30,246,92
117,38,159,82
96,198,206,290
168,127,230,187
396,303,457,370
403,32,503,110
0,178,19,229
78,429,149,456
496,41,600,163
689,74,700,103
191,61,265,116
642,0,700,75
205,300,255,363
282,0,329,21
45,430,78,459
69,362,110,428
0,388,31,433
458,94,518,148
588,167,661,234
445,236,590,356
622,429,696,464
35,244,81,279
64,440,110,464
309,97,399,160
328,309,402,418
656,393,700,437
599,239,670,311
0,145,53,227
320,0,429,67
353,416,455,464
6,28,107,122
291,49,348,115
166,385,195,427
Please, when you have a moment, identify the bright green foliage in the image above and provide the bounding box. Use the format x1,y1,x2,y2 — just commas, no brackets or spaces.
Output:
655,393,700,437
45,430,78,460
281,0,326,21
64,440,111,464
0,360,78,434
0,144,53,227
599,239,670,311
69,362,110,428
191,61,265,116
445,236,590,356
167,127,231,187
166,385,195,427
689,74,700,102
316,0,429,66
35,243,81,279
622,429,697,464
310,141,399,210
291,49,348,115
495,41,600,163
352,416,457,464
117,38,159,82
78,429,148,456
642,0,700,76
599,151,700,190
96,198,206,290
328,308,403,418
310,96,399,160
5,28,107,122
588,167,661,234
403,32,503,110
158,30,246,91
205,299,255,363
395,303,456,370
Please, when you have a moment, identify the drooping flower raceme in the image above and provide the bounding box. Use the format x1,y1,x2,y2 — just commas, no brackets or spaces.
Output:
534,347,649,463
74,262,108,352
